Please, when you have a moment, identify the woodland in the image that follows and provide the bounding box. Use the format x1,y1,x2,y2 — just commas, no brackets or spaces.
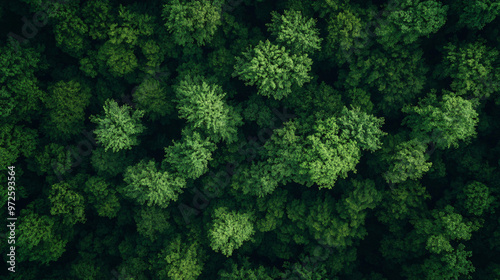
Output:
1,0,500,279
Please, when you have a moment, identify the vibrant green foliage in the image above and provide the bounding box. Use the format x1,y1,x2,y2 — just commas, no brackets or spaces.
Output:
208,207,255,257
90,99,146,152
163,130,217,179
375,0,448,47
17,209,68,264
157,235,206,280
337,106,386,152
174,75,243,143
233,40,313,100
436,40,500,99
324,7,365,66
49,182,86,225
122,159,186,208
266,9,322,54
162,0,223,46
264,108,385,189
403,92,479,149
2,1,500,279
383,139,433,184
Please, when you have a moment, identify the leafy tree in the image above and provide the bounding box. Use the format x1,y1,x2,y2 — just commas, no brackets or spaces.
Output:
52,8,90,57
405,244,476,280
174,75,243,143
286,179,382,250
264,111,385,189
377,180,431,224
17,208,68,264
0,124,37,168
383,138,433,184
233,40,313,100
337,106,386,152
107,5,155,47
297,118,361,188
96,41,139,77
451,0,500,30
457,181,495,216
379,203,480,279
90,99,146,152
29,142,74,182
81,0,115,41
403,205,480,279
122,159,186,208
403,91,480,149
157,234,207,280
266,9,322,55
208,207,255,256
375,0,448,47
230,161,284,197
49,181,86,225
41,80,92,140
0,43,47,121
91,4,154,78
163,129,217,180
435,40,500,99
339,44,428,116
323,6,366,66
162,0,223,46
255,189,288,232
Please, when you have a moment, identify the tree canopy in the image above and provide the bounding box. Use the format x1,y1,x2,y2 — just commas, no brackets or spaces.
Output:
2,0,500,279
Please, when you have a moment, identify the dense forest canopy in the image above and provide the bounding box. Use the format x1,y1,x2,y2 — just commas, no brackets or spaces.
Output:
1,0,500,279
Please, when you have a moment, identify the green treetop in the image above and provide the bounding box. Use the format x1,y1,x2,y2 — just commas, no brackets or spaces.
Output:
208,206,255,257
49,181,86,225
157,234,207,280
266,9,322,55
162,0,223,46
403,91,479,150
90,98,146,152
122,159,186,208
375,0,448,47
174,75,243,143
41,80,92,140
451,0,500,30
233,40,313,100
435,39,500,99
17,208,68,264
163,129,217,180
